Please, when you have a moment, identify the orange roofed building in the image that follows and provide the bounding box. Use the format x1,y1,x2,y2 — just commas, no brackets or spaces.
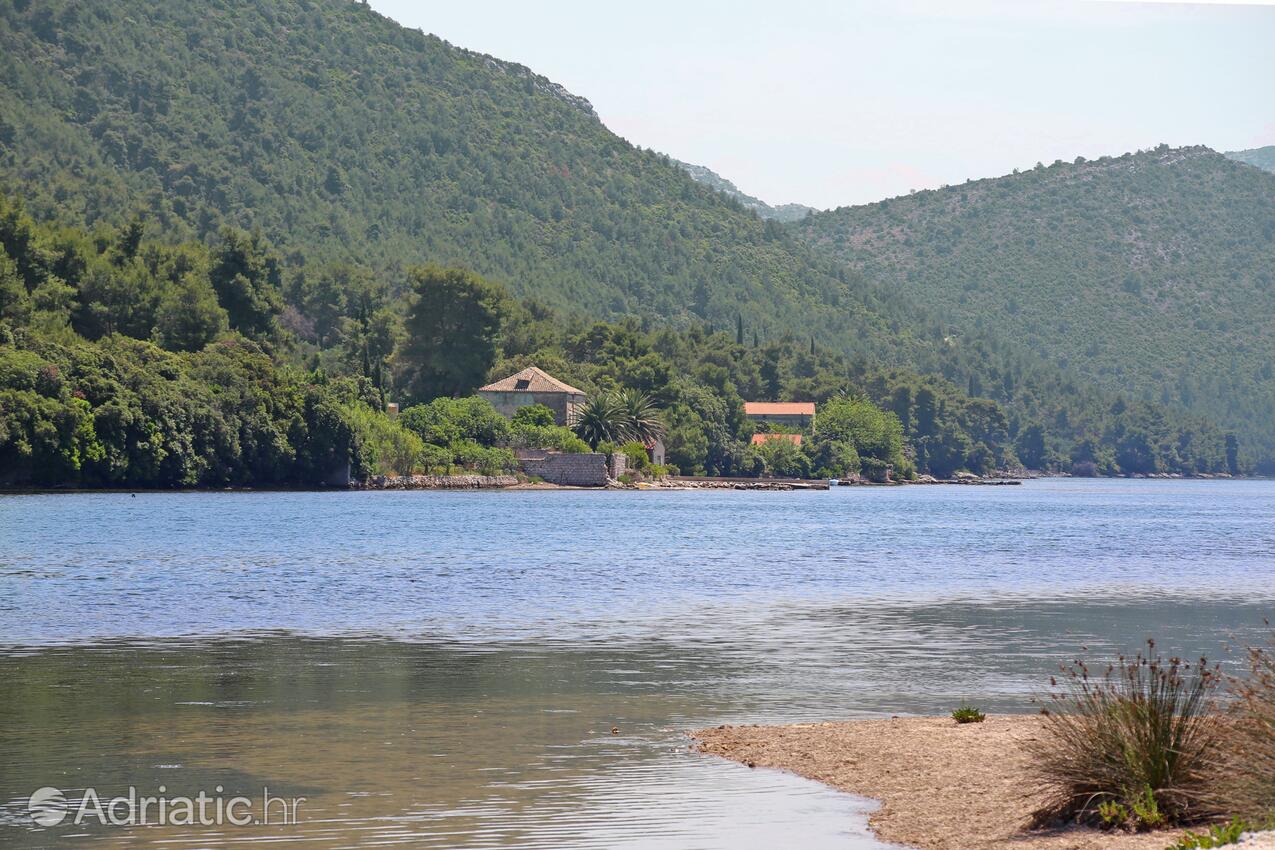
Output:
750,433,803,447
743,401,815,431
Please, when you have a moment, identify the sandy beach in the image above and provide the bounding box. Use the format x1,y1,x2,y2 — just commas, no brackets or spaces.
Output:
695,715,1236,850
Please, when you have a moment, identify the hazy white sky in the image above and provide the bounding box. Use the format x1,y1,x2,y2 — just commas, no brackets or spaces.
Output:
370,0,1275,209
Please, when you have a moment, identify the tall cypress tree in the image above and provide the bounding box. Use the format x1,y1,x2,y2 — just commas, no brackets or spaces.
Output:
397,265,510,403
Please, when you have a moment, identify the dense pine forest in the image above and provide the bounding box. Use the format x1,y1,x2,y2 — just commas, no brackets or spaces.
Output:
0,0,1248,485
0,0,900,349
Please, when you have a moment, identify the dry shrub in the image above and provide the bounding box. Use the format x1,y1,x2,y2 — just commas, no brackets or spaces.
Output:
1219,638,1275,822
1028,640,1224,831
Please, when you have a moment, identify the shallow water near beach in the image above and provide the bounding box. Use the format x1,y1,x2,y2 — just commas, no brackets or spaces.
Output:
1,478,1273,848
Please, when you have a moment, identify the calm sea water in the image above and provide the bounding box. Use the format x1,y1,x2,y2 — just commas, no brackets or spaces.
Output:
1,479,1273,848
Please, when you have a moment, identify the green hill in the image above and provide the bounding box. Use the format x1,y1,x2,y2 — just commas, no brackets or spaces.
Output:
1227,145,1275,174
0,0,1239,476
0,0,891,350
793,147,1275,468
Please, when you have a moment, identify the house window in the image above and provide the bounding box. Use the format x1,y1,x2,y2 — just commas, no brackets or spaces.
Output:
514,379,531,390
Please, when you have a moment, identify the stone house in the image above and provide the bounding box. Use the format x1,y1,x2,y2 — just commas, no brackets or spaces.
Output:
477,366,587,426
646,437,666,466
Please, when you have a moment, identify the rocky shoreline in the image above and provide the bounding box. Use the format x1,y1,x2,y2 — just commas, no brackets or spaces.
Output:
908,474,1022,485
6,470,1247,495
351,474,519,490
351,474,835,491
342,469,1237,491
642,477,829,491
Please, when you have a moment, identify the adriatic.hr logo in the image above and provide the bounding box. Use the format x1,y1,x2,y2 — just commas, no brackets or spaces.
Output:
18,785,305,828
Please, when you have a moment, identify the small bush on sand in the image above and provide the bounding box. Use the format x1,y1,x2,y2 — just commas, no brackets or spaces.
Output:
1166,817,1248,850
1219,637,1275,822
951,705,986,724
1028,640,1223,830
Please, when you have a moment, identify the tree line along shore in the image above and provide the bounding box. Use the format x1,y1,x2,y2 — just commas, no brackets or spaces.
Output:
0,197,1242,490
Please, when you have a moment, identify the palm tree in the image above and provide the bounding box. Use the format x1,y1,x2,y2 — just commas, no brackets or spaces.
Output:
616,388,665,445
571,393,631,448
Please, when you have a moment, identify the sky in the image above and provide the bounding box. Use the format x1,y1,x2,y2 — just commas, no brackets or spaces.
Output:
370,0,1275,209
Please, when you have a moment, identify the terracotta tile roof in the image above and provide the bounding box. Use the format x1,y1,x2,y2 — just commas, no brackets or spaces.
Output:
751,433,803,446
744,402,815,416
478,366,586,396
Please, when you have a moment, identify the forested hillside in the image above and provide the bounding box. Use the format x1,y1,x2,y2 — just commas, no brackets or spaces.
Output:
0,0,1243,480
0,0,900,351
14,193,1200,486
794,147,1275,469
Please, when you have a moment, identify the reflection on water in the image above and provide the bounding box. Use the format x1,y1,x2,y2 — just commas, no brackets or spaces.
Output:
1,637,902,849
1,480,1273,848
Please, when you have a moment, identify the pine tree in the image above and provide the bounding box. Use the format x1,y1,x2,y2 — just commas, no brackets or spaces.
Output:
397,265,510,402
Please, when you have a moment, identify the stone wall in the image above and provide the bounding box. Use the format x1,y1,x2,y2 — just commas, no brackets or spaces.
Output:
518,451,608,486
609,452,627,479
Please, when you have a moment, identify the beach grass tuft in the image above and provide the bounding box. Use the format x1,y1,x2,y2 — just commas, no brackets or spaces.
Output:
1028,640,1224,831
1218,634,1275,823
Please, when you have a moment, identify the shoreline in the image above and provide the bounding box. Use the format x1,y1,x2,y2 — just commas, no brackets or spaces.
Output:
694,715,1249,850
0,472,1259,495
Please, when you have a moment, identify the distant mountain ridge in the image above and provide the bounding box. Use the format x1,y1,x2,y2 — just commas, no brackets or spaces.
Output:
1226,145,1275,174
673,160,817,222
791,145,1275,467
